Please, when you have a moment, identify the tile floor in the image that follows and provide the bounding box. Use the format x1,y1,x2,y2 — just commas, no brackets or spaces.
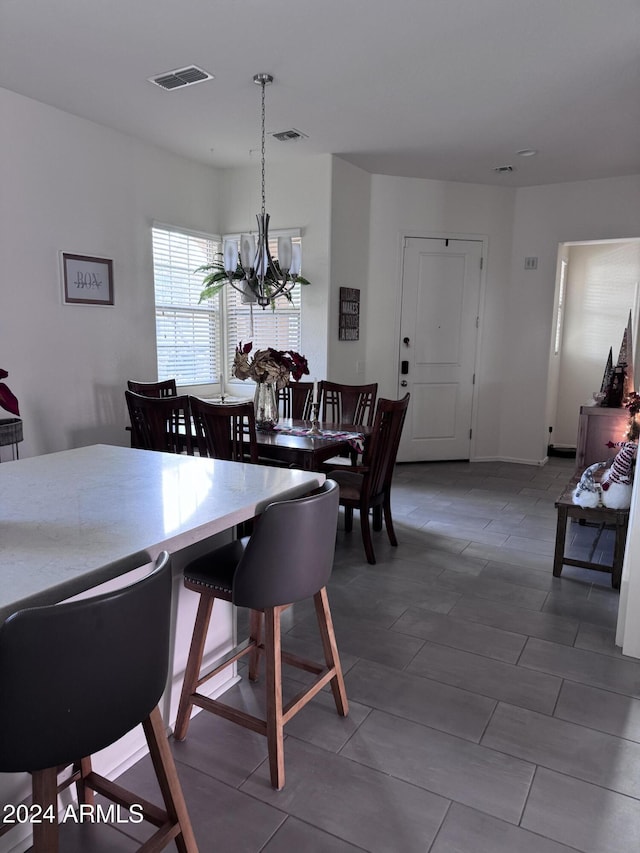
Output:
65,458,640,852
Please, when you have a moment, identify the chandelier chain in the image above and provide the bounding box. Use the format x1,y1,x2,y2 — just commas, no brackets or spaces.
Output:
260,79,266,217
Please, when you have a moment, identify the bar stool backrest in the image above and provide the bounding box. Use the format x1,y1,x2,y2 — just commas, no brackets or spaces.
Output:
0,553,172,773
233,479,339,609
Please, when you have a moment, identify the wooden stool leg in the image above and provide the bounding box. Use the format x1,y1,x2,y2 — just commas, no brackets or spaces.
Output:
553,505,568,578
143,706,198,853
248,608,263,681
75,757,95,806
174,592,214,740
264,607,285,790
314,588,349,717
31,767,59,853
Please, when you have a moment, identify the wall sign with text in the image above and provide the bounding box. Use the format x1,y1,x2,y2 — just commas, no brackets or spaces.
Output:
62,253,114,306
339,287,360,341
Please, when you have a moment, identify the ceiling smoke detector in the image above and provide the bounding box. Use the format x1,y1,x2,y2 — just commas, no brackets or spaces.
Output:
493,164,515,173
149,66,214,91
272,129,308,142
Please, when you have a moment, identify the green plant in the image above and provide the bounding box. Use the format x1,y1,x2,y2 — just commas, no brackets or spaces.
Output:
197,254,310,307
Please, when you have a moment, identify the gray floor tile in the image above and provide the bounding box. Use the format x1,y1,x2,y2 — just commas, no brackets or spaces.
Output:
344,658,496,742
460,541,553,571
555,681,640,743
543,593,619,629
391,606,527,663
574,622,626,657
240,737,450,853
519,637,640,698
262,816,365,852
522,767,640,853
430,802,577,853
406,641,562,713
482,702,640,799
449,595,579,645
432,570,550,610
340,709,534,824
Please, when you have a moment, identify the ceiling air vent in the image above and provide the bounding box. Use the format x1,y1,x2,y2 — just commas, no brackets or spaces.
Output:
149,66,214,91
272,129,308,142
493,164,515,173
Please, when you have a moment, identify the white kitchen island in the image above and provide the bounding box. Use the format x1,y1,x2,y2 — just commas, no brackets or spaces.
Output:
0,444,323,852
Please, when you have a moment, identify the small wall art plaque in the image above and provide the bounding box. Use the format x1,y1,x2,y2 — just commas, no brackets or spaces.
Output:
339,287,360,341
62,253,114,306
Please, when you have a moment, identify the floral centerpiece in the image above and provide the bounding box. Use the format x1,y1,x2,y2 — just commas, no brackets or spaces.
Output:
233,342,309,429
0,369,19,416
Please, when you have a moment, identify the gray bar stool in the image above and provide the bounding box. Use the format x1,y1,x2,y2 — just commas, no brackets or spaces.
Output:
0,553,197,853
174,479,348,790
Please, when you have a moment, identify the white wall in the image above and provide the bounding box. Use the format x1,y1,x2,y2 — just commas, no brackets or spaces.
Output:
328,157,371,382
218,155,332,383
0,87,221,459
366,174,516,461
502,175,640,464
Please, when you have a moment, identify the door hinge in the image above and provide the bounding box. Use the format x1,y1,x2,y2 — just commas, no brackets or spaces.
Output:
469,428,473,439
476,316,479,328
480,256,483,270
472,373,476,385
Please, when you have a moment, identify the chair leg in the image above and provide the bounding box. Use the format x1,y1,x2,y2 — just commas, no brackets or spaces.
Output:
174,591,214,740
383,493,398,546
264,607,285,790
143,706,198,853
31,767,59,853
372,505,383,531
75,757,95,806
248,608,263,681
314,588,349,717
344,506,353,532
359,504,376,564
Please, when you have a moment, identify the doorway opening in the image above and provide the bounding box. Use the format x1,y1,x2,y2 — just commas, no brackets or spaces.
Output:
546,238,640,457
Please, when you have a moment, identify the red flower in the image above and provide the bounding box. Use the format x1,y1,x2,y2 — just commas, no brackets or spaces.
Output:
0,369,19,417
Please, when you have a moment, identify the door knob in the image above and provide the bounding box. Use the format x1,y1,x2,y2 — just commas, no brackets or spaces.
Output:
401,380,408,387
403,337,410,346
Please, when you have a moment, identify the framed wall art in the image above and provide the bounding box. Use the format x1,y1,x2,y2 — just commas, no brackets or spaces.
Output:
62,253,114,306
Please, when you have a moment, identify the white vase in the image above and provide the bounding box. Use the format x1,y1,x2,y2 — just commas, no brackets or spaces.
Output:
254,382,279,430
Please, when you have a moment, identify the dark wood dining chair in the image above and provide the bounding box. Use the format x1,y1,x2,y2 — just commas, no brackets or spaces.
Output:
174,479,347,791
125,390,193,454
327,394,410,564
189,397,259,464
277,380,314,420
127,378,178,398
320,381,378,427
0,553,197,853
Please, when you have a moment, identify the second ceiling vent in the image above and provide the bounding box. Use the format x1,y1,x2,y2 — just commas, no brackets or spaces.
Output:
149,66,214,91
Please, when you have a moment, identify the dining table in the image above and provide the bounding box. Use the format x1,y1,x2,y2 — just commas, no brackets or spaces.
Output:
0,443,324,843
256,417,371,470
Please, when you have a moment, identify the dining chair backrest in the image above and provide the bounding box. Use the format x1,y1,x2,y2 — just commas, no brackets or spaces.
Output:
278,381,314,420
362,394,410,500
189,397,259,464
127,379,177,398
125,390,193,454
320,381,378,427
0,553,171,772
232,479,339,609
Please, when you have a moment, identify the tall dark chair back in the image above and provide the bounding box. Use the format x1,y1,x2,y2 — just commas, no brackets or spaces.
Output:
127,378,177,398
364,394,411,502
190,397,258,463
125,389,193,454
0,554,197,851
278,381,314,420
328,394,410,564
233,478,340,608
320,381,378,426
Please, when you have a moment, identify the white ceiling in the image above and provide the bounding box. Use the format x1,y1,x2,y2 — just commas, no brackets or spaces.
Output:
1,0,639,187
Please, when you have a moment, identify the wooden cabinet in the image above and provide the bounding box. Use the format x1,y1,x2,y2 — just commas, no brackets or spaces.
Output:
576,406,630,469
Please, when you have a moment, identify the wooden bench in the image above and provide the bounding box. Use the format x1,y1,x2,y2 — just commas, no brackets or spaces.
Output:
553,474,629,589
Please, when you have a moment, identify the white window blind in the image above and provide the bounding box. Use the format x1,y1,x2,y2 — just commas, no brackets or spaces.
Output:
224,234,303,370
152,225,221,384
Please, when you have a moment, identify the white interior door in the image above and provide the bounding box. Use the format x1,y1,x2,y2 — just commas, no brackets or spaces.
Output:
398,236,482,462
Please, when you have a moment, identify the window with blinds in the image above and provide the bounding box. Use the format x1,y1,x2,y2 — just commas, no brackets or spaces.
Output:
224,235,302,371
152,225,221,384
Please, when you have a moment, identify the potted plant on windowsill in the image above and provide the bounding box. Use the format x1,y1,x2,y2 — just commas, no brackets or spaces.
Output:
196,253,310,308
0,369,22,454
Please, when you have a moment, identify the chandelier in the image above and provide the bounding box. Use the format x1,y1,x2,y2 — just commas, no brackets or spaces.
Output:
222,73,301,309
